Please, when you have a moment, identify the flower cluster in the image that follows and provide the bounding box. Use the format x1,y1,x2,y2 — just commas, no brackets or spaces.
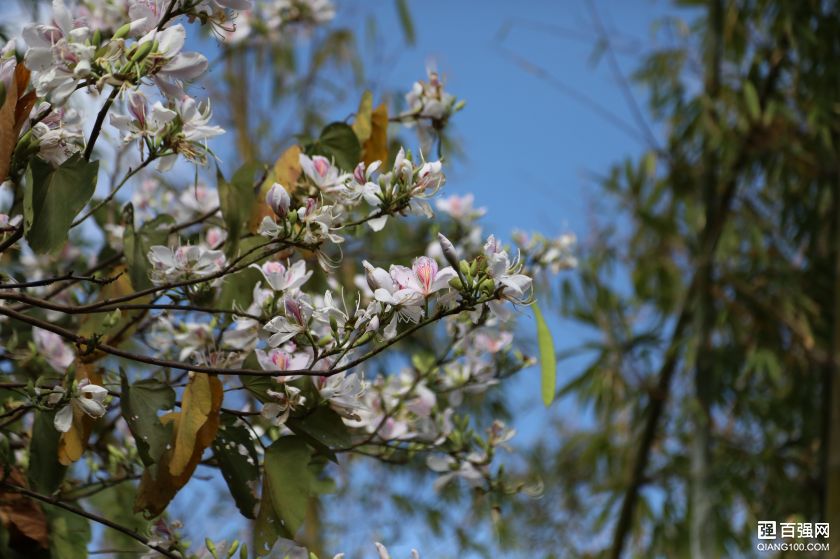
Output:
400,67,464,124
223,0,335,44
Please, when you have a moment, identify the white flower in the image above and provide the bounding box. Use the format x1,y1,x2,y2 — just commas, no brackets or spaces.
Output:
110,90,177,143
426,453,485,491
263,297,310,346
22,0,95,103
482,235,533,320
436,194,485,221
139,24,208,87
29,105,84,166
254,260,311,292
147,245,226,283
261,385,305,426
299,154,345,191
315,372,366,421
403,68,459,122
254,347,308,380
390,256,456,298
52,379,109,433
33,327,74,372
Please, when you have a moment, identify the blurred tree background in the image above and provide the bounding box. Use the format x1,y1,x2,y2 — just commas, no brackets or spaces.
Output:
506,1,840,558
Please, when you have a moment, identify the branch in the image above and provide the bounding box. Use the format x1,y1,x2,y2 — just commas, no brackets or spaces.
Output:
83,88,119,161
1,482,181,559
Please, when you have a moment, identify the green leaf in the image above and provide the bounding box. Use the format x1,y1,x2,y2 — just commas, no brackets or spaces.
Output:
395,0,416,45
532,303,557,406
120,370,176,468
217,266,263,311
218,162,261,258
123,206,174,291
744,81,761,121
287,405,350,460
253,437,333,555
44,503,91,559
308,122,361,171
212,414,261,519
23,155,99,254
27,410,67,494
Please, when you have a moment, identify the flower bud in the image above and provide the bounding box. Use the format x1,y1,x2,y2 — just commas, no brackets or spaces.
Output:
480,278,496,295
449,277,464,291
459,260,471,282
266,183,290,219
437,233,459,269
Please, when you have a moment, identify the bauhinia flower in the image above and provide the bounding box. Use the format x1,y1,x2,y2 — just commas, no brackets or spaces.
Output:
264,297,310,346
22,0,95,103
110,90,177,144
139,24,209,95
49,379,109,433
33,327,75,372
436,193,485,221
482,235,533,320
147,244,226,283
426,452,486,491
402,67,462,123
260,384,306,426
390,256,457,299
254,260,312,292
315,372,366,421
299,154,345,191
29,104,85,166
254,347,309,380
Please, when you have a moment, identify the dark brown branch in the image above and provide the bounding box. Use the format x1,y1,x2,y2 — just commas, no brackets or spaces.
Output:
1,482,180,559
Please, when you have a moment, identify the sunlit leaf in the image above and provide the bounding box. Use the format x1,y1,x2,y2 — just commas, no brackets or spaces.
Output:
352,91,373,143
532,303,557,406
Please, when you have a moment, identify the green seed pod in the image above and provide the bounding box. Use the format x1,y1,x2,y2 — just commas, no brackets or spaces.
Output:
130,39,155,63
317,335,334,347
112,23,132,40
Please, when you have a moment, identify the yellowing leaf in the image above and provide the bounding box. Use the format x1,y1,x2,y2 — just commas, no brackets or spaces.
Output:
0,63,34,181
170,373,223,477
362,103,389,166
352,90,373,143
58,364,102,466
134,374,223,517
249,145,301,232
